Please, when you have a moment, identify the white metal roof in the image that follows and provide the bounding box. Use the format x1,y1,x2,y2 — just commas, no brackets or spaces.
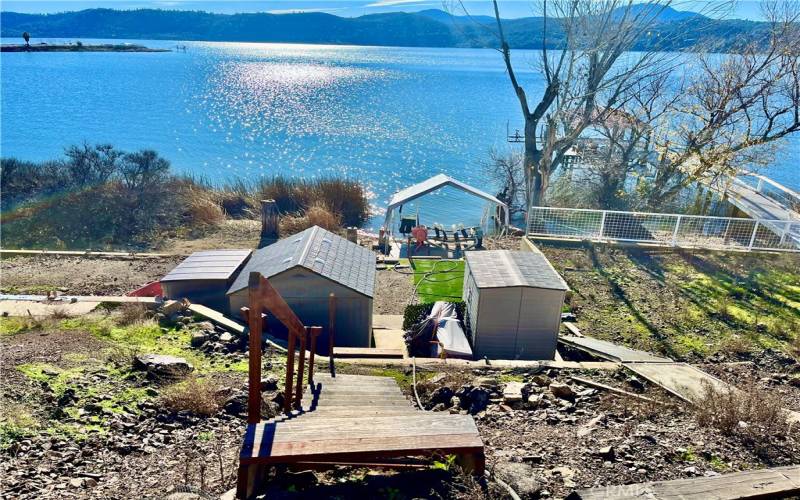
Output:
386,174,509,226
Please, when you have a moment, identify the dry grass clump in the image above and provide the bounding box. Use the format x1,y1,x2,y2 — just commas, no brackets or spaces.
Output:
161,376,225,417
280,203,342,234
116,303,150,326
693,382,789,457
180,182,225,228
212,176,370,228
717,335,754,358
48,307,72,320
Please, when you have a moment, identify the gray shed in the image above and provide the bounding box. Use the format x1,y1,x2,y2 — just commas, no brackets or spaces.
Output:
160,250,251,313
227,226,375,350
463,250,568,360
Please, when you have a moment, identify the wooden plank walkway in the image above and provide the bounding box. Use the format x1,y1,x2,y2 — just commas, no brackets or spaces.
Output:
238,373,484,497
0,294,159,305
560,336,673,363
567,464,800,500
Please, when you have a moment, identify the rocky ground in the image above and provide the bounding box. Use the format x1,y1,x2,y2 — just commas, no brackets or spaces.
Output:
408,364,800,499
2,237,800,499
3,300,799,499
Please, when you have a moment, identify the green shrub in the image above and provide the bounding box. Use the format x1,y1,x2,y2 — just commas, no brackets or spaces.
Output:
402,301,466,330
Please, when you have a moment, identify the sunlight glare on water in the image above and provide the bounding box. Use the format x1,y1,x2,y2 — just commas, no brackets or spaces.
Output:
1,39,797,229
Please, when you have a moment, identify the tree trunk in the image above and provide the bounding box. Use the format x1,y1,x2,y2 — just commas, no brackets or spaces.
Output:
524,118,543,208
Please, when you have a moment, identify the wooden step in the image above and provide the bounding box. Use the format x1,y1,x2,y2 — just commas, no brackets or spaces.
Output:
242,414,483,463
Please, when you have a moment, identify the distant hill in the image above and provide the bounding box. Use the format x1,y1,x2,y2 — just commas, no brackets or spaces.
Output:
0,8,773,51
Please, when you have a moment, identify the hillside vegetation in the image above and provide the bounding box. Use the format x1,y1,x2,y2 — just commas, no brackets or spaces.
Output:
0,8,775,52
0,144,370,250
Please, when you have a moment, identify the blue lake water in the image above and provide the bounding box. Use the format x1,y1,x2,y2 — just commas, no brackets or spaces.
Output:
1,39,797,229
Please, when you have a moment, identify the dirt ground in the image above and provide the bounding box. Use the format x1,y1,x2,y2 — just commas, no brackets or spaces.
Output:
0,255,182,296
4,321,799,499
374,268,417,315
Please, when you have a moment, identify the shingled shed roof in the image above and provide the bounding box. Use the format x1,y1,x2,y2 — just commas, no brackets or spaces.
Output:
465,250,568,291
227,226,376,298
161,250,251,282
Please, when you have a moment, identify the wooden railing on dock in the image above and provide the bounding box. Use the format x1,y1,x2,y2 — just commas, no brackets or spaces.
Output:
240,272,326,421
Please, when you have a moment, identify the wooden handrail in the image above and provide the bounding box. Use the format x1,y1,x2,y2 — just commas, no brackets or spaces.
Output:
328,293,336,377
246,272,325,418
307,326,322,385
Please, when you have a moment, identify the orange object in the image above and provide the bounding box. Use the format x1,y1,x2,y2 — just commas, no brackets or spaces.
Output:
411,225,428,249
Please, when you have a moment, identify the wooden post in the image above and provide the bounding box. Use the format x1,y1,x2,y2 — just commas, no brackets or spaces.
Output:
294,327,308,409
246,273,263,424
346,227,358,243
260,199,279,247
307,326,321,385
283,331,296,414
328,293,336,376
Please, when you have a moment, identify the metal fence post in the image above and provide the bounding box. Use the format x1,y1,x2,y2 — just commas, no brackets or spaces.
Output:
748,221,759,251
671,215,682,247
598,210,607,240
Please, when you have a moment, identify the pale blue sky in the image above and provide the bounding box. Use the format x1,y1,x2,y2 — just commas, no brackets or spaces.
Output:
0,0,771,20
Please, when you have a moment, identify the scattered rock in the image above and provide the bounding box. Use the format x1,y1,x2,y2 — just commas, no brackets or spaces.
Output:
194,321,215,331
190,332,208,348
547,466,576,488
134,354,193,379
494,461,542,499
429,387,455,408
219,332,234,343
531,374,552,387
594,446,615,461
474,376,500,389
260,376,279,391
549,382,576,400
626,376,645,391
503,381,525,404
223,391,248,416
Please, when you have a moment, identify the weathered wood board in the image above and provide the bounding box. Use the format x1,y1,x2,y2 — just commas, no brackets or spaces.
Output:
623,362,728,402
560,336,672,363
0,300,100,317
567,465,800,500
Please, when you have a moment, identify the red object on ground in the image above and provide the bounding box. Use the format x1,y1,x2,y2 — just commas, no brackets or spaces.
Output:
127,281,163,297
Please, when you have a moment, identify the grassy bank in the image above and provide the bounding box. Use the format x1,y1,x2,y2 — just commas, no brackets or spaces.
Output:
1,144,370,250
538,241,800,362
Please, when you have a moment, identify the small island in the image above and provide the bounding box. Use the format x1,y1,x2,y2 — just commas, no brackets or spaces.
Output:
1,43,170,52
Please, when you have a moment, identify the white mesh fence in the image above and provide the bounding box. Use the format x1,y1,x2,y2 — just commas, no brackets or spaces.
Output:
527,207,800,253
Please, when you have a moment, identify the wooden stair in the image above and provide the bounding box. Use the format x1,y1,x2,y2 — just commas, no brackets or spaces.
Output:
237,373,484,498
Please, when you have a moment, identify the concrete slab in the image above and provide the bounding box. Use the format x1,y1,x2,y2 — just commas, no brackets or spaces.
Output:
560,336,672,363
373,315,404,331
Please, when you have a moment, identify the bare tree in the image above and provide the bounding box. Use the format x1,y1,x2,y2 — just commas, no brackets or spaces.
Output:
486,0,684,208
482,148,526,217
639,1,800,207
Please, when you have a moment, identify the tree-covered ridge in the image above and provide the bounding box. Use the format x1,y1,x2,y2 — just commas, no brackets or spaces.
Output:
0,8,778,51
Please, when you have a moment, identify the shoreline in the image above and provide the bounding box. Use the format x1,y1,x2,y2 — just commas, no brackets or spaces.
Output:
1,43,170,52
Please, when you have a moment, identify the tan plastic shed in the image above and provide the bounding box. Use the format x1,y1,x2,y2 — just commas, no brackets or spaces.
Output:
463,250,568,360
